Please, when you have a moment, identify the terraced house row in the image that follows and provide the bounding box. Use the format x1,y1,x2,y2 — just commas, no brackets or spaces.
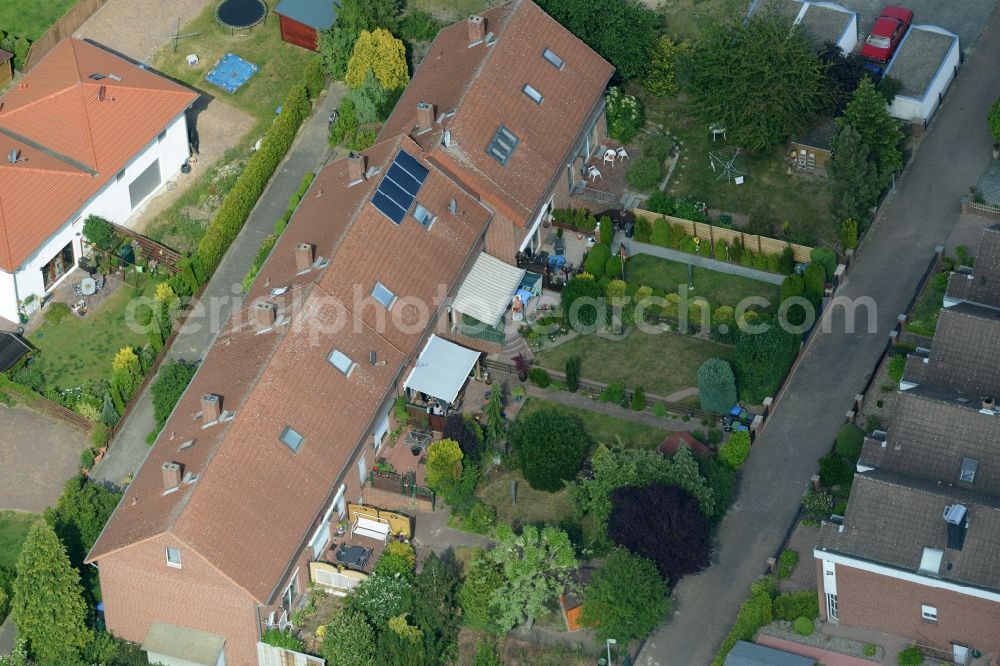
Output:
85,2,616,664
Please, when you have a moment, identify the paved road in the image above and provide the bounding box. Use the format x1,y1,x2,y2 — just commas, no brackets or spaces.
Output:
91,83,346,487
638,7,1000,665
623,238,785,285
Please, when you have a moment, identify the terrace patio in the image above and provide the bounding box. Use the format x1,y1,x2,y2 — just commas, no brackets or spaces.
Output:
570,141,644,210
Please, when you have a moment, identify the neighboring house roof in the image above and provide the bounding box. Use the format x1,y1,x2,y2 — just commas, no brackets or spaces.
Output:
860,391,1000,495
379,0,615,227
795,3,855,48
0,332,30,372
659,431,714,458
87,135,493,604
725,640,815,666
946,224,1000,310
274,0,339,30
0,49,12,65
902,303,1000,398
0,38,197,273
817,470,1000,592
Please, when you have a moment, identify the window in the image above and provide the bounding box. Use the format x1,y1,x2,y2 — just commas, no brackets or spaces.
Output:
412,203,436,228
542,47,564,69
826,593,838,621
280,425,305,452
165,547,182,568
372,281,396,309
487,125,519,165
327,348,356,376
282,570,299,610
921,604,937,622
523,84,543,104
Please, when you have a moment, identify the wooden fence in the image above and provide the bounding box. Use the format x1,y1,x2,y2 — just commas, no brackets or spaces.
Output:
484,358,715,422
631,208,814,263
111,224,184,274
23,0,107,71
0,385,93,434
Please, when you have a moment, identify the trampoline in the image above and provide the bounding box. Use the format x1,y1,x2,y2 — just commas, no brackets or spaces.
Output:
206,53,260,93
216,0,267,31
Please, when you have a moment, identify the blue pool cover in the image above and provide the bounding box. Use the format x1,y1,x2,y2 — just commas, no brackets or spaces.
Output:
206,53,259,94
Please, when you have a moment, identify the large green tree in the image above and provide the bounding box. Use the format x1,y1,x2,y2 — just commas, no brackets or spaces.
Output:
828,125,881,224
482,524,577,631
733,327,801,404
458,550,504,633
696,358,737,414
511,407,591,491
580,549,669,641
686,13,828,151
535,0,660,80
12,522,90,665
410,552,462,665
838,77,903,186
318,0,402,78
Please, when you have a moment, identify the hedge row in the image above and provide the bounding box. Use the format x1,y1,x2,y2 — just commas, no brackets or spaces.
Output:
712,579,775,666
242,235,279,293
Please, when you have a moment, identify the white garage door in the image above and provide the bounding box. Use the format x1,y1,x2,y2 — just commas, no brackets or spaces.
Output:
128,159,161,210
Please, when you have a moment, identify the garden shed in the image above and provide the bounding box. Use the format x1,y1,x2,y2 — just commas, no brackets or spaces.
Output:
275,0,339,51
0,49,12,86
0,331,30,373
883,25,960,125
789,1,858,54
789,117,837,173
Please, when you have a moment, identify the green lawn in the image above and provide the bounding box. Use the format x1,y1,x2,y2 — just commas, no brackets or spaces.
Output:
658,0,748,41
639,92,836,246
0,511,40,570
627,254,780,311
0,0,77,40
410,0,496,22
151,0,318,122
479,470,577,530
535,330,734,397
28,279,159,390
517,397,671,449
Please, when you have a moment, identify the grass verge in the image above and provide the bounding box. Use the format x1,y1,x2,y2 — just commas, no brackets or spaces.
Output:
0,0,77,40
0,510,41,569
627,254,781,310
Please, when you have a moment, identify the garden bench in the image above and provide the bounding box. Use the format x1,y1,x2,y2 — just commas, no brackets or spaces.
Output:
352,515,391,542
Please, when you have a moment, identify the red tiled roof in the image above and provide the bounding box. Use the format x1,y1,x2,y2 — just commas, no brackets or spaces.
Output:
380,0,614,227
88,136,493,603
0,39,197,272
659,431,714,458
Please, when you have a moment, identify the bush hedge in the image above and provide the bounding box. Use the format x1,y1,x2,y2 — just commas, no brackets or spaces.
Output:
712,579,775,666
528,368,551,388
584,244,611,278
898,646,923,665
773,590,819,621
627,157,662,191
242,234,279,293
195,85,312,279
719,430,751,469
793,617,814,636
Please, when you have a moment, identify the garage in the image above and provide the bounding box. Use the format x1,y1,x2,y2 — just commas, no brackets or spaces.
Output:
882,25,960,125
791,1,859,54
128,158,162,210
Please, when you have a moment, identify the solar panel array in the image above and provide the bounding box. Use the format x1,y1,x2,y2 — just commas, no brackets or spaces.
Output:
372,150,430,224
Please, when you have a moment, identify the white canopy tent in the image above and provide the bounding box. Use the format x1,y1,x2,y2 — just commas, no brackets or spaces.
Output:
403,335,481,404
451,252,526,327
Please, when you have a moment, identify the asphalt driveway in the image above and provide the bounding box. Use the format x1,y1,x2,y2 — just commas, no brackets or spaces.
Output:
0,405,89,512
638,2,1000,664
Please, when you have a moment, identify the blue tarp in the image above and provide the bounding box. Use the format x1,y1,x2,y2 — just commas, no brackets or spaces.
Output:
206,53,259,94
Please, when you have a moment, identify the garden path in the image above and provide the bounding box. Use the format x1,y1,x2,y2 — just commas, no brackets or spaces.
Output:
637,5,1000,662
412,509,491,555
621,237,785,285
524,386,701,432
91,83,347,488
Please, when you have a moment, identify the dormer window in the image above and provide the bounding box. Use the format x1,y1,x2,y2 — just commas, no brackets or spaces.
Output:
328,348,356,376
412,203,436,229
280,425,305,453
487,125,519,165
372,281,396,309
543,48,564,69
523,84,543,105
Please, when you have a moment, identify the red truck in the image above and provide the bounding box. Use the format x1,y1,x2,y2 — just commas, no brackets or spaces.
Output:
861,6,914,63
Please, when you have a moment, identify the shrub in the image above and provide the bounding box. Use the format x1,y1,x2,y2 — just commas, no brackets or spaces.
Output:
82,215,118,251
634,216,652,242
777,549,799,579
863,644,877,657
561,277,606,331
606,87,644,143
801,488,833,519
644,134,675,162
399,10,443,40
673,199,708,223
697,358,737,414
43,302,72,325
719,431,751,469
79,447,98,470
711,580,774,666
650,217,671,247
773,590,819,621
835,423,864,460
646,191,675,215
242,234,279,292
605,256,623,279
631,385,646,411
151,360,198,433
793,616,814,636
713,239,729,262
733,327,800,404
599,216,614,248
779,245,795,275
898,646,923,665
426,438,463,492
627,157,662,191
810,247,837,281
989,96,1000,143
262,628,304,651
302,58,326,99
457,500,496,534
584,244,611,278
565,356,581,393
803,263,826,308
840,218,859,250
528,368,551,388
652,403,667,417
512,408,591,491
601,381,626,405
90,423,109,448
819,452,854,487
888,354,906,383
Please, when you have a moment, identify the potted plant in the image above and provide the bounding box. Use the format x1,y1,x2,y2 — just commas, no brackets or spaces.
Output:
335,519,347,536
512,386,525,402
512,353,530,382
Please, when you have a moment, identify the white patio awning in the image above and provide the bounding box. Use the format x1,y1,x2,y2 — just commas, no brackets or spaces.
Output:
452,252,526,327
403,335,480,404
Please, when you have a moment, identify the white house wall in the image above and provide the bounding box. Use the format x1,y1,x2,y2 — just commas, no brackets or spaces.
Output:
918,32,960,123
888,95,923,123
0,112,190,323
838,11,858,53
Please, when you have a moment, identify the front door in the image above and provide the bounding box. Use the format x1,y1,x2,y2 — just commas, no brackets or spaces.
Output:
373,407,391,453
953,644,969,665
41,242,74,290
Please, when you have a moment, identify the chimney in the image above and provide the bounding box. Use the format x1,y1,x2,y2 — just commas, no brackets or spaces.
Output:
201,393,221,423
253,301,277,330
982,396,995,411
417,102,435,130
295,243,314,272
348,152,366,183
468,15,486,44
162,462,183,491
